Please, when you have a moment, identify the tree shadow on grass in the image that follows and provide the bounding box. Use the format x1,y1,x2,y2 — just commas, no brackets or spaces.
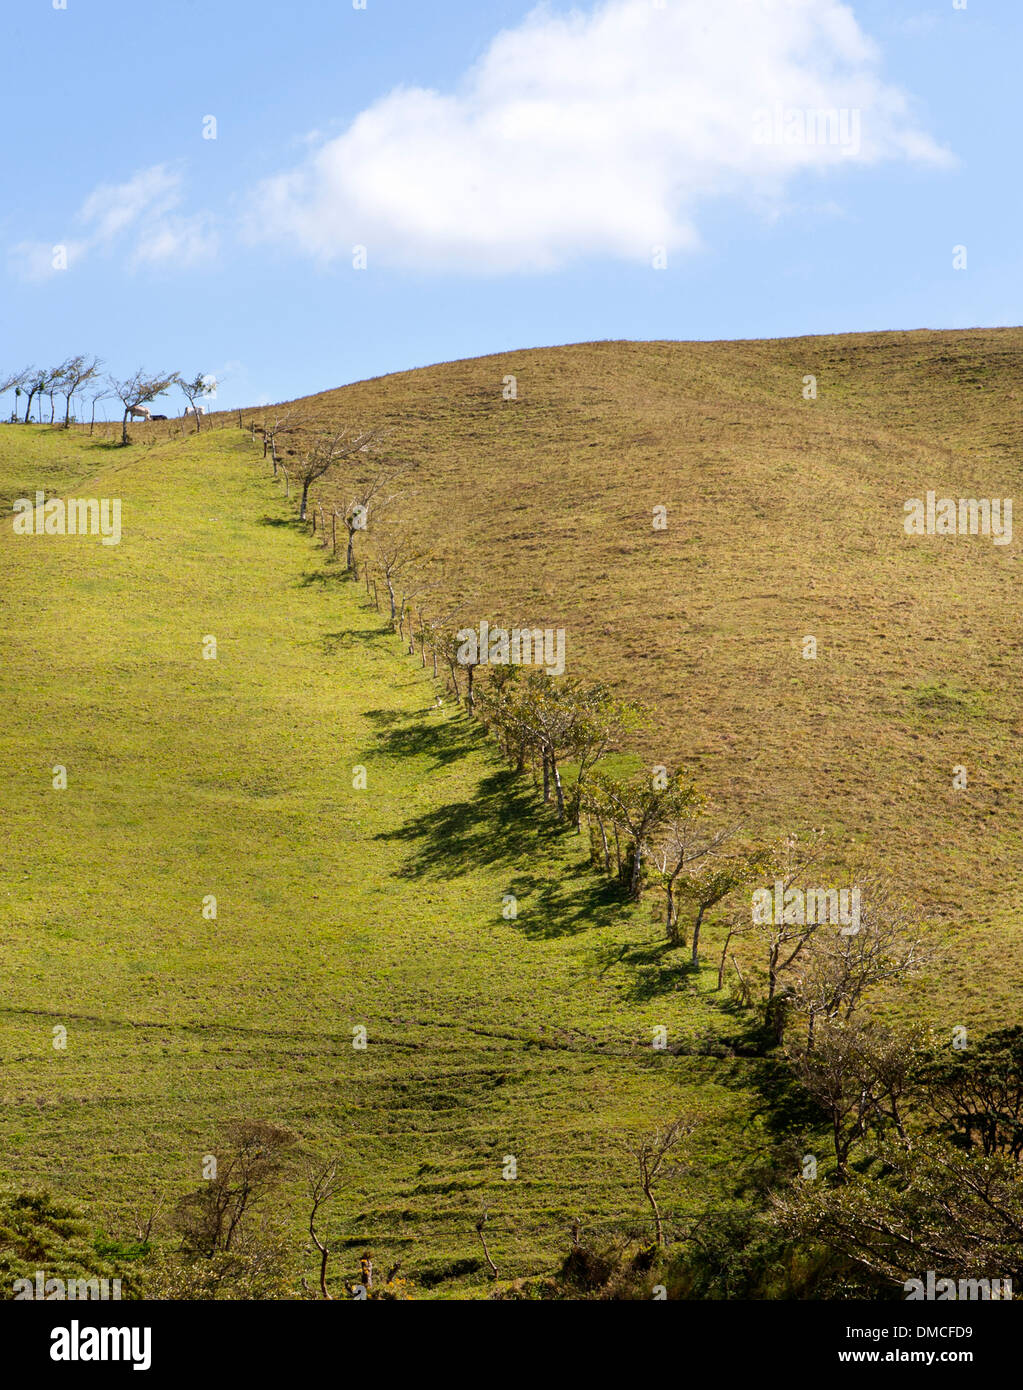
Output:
366,708,480,769
611,938,700,1002
321,627,390,656
512,869,635,940
370,711,638,938
376,767,549,876
716,1049,826,1141
297,567,352,587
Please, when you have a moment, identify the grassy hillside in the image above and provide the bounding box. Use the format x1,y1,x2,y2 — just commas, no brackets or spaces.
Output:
1,326,1019,1297
0,423,761,1296
266,329,1023,1029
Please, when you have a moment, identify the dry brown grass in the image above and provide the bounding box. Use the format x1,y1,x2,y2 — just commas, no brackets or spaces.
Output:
247,328,1023,1028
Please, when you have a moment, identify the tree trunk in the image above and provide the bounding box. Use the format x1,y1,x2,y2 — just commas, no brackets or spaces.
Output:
595,815,611,873
665,882,680,944
629,836,644,900
644,1179,664,1249
299,480,311,521
691,904,707,967
551,757,565,820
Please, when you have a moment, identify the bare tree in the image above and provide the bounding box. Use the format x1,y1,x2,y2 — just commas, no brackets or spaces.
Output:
475,1207,499,1279
109,369,179,445
338,460,408,573
294,426,380,522
792,883,933,1047
0,366,34,421
372,528,425,626
306,1155,343,1299
618,1117,696,1247
178,373,214,432
786,1020,924,1176
87,383,113,435
260,411,295,472
747,831,829,1042
58,355,102,428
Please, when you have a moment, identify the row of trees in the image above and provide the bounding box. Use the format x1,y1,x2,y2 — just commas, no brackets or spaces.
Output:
270,414,1017,1304
262,419,931,1036
1,361,215,441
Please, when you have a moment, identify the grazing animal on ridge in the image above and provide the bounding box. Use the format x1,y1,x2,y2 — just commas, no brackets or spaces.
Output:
127,404,152,421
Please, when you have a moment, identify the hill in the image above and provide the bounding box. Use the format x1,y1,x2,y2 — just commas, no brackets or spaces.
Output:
0,423,754,1296
269,328,1023,1028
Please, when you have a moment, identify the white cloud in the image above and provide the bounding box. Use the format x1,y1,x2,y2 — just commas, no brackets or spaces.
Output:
78,165,182,244
131,212,219,269
247,0,952,274
7,164,218,280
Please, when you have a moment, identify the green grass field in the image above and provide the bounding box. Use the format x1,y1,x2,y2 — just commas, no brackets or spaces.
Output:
1,328,1019,1297
0,421,765,1296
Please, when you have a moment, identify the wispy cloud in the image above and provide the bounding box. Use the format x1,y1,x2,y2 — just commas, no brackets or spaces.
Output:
8,164,218,281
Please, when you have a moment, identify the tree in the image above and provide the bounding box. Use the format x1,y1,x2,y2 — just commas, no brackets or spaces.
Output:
566,684,644,826
110,369,179,445
21,369,47,422
175,1119,296,1257
337,460,408,573
618,1116,696,1248
44,362,70,424
583,769,701,898
511,673,578,817
372,528,424,626
259,410,295,471
87,382,113,435
0,366,33,421
650,796,767,963
747,831,829,1042
179,372,214,432
774,1136,1023,1291
916,1026,1023,1160
38,361,70,419
786,1019,923,1176
295,425,380,522
58,355,102,428
792,883,931,1046
306,1155,343,1299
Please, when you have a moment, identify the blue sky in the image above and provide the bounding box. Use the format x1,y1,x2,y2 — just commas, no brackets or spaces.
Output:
1,0,1019,412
